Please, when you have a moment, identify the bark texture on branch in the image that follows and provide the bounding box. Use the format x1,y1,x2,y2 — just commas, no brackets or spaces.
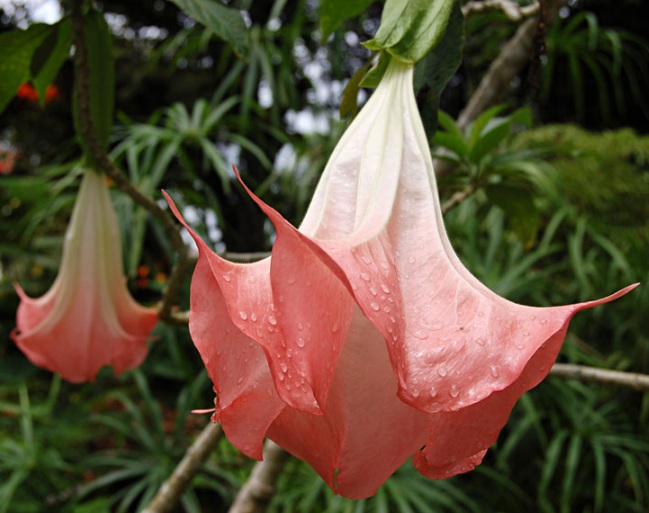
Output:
228,440,289,513
142,422,223,513
550,364,649,391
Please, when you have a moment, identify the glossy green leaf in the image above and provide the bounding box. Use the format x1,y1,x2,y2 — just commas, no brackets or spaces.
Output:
364,0,456,64
319,0,376,41
0,23,51,114
168,0,249,59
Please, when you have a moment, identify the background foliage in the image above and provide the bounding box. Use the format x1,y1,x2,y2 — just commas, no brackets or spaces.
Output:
0,0,648,511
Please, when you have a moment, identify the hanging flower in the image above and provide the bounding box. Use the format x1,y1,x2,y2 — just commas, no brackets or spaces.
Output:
12,169,158,383
165,61,635,499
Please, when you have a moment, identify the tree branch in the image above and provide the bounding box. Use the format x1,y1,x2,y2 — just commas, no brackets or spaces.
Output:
69,0,190,323
141,422,223,513
550,364,649,391
462,0,539,22
228,440,289,513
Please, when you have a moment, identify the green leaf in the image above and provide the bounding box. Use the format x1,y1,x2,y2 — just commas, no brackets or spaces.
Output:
167,0,249,59
364,0,456,64
340,60,373,118
32,18,71,104
486,183,541,248
358,51,392,88
319,0,376,41
73,9,115,153
0,23,52,114
413,0,464,134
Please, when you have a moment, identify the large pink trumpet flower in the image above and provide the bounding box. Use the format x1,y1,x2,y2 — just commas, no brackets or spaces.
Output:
165,61,636,499
12,170,158,383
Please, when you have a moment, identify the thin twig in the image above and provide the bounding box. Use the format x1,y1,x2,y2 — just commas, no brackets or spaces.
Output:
462,0,539,21
142,422,224,513
550,364,649,391
228,440,289,513
441,186,475,214
69,0,190,322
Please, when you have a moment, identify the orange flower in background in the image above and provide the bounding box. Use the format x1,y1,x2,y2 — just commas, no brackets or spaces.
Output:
15,83,60,104
12,169,159,383
0,145,19,175
15,83,39,102
166,61,636,498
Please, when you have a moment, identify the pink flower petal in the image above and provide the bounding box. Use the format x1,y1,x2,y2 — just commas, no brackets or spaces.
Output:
166,60,637,498
12,170,157,382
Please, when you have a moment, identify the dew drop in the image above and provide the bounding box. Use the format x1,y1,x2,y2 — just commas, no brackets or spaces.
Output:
297,322,304,330
361,255,372,265
414,329,429,340
297,337,305,348
489,366,499,378
523,330,530,337
475,337,486,346
408,256,416,264
380,283,391,294
239,311,248,321
540,319,548,325
278,373,285,381
268,315,277,326
411,388,420,398
437,366,448,377
429,387,438,398
383,306,391,313
222,274,232,282
331,322,339,333
370,302,380,311
237,377,243,385
280,362,288,373
449,384,459,398
369,286,378,296
250,313,257,322
360,272,371,282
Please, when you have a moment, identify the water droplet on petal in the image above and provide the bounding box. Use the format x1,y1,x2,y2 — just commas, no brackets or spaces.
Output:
437,366,448,377
449,384,459,398
369,286,378,296
361,255,372,265
360,272,371,282
331,322,339,333
280,362,288,373
414,329,429,340
239,311,248,321
297,337,305,348
269,315,277,326
222,274,232,282
429,387,437,398
250,313,257,322
540,319,548,325
297,322,304,330
490,365,499,378
237,377,243,385
475,337,486,346
278,373,285,381
370,302,380,311
380,283,391,294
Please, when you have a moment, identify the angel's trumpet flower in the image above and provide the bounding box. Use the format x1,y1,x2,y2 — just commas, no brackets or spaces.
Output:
12,169,158,383
165,61,635,499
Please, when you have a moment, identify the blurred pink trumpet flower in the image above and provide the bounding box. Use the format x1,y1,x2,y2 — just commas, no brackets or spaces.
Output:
12,169,158,383
165,60,636,499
